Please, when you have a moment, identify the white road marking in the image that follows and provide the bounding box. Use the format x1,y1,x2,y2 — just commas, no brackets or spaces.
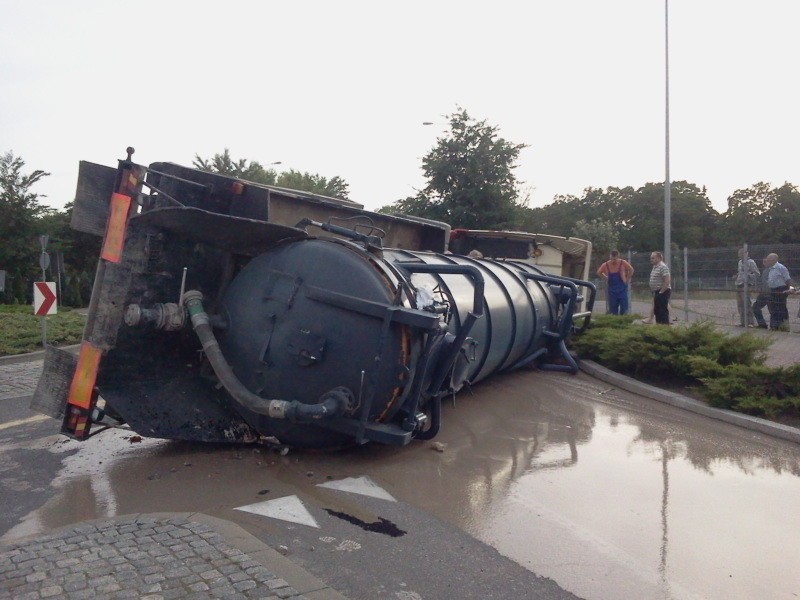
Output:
235,495,319,528
0,415,50,431
317,476,396,501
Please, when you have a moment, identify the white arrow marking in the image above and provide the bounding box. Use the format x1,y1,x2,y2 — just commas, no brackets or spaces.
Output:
317,476,396,502
235,495,319,528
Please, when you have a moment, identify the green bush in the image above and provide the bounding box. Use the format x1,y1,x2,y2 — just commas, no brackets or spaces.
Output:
573,318,769,383
700,364,800,419
573,316,799,422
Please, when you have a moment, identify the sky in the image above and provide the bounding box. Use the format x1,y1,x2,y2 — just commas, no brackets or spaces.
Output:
2,0,798,215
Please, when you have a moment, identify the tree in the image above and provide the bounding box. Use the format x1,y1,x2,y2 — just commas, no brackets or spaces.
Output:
519,186,635,238
616,181,719,251
193,149,351,200
37,203,101,306
572,219,619,259
274,170,350,200
0,151,50,302
717,182,800,246
380,108,528,229
193,149,278,185
764,183,800,243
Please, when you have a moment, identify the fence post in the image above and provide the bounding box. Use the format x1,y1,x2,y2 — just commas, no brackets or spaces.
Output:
736,242,751,327
627,249,633,314
683,247,689,322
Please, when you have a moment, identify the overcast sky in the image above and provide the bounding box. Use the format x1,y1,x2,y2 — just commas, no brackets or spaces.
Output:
2,1,798,215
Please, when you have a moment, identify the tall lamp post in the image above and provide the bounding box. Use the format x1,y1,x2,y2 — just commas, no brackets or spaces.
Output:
664,0,672,268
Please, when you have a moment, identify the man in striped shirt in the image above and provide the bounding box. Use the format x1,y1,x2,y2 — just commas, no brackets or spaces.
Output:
648,251,671,324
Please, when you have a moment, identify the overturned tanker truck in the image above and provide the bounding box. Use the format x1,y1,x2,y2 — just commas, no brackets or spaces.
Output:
32,149,595,449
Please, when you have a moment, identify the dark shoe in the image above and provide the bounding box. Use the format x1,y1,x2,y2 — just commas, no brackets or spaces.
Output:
757,324,768,329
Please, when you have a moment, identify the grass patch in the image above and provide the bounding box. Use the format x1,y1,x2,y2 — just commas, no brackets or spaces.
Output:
0,304,85,356
574,315,800,423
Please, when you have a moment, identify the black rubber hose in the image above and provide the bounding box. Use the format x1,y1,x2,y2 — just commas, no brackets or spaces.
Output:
414,396,441,440
182,290,341,422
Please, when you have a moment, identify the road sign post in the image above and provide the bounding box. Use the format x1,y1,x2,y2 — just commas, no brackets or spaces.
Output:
37,235,52,348
34,281,57,349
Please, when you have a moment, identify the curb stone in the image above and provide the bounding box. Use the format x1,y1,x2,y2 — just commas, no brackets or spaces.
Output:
580,359,800,445
0,344,80,366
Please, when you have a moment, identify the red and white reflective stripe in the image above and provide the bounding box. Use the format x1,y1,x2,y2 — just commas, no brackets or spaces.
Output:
100,193,132,263
67,341,103,410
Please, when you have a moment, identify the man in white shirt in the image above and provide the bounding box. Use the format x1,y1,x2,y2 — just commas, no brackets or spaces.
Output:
648,251,671,325
765,253,793,331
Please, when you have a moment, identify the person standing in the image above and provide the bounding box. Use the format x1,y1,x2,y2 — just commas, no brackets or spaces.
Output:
647,251,671,324
751,257,772,329
734,248,760,327
765,253,793,330
597,250,634,315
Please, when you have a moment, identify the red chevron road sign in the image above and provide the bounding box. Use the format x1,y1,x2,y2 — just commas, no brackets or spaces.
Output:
34,282,57,316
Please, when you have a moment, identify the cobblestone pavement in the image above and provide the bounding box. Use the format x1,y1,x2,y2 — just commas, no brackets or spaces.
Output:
0,361,43,401
0,516,311,600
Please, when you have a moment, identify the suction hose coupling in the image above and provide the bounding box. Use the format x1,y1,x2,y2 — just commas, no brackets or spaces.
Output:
181,290,343,422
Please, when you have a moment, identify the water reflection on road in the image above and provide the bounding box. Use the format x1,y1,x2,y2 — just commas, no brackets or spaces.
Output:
349,370,800,600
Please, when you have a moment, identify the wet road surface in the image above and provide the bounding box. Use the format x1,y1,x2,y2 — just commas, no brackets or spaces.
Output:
2,369,800,599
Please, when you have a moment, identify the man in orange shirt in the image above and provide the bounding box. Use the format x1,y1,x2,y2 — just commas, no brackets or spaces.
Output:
597,250,634,315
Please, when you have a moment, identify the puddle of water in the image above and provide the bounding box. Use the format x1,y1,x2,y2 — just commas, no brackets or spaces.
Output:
307,370,800,600
479,411,800,600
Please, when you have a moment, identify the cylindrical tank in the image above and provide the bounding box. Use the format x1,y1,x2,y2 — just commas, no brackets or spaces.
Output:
216,238,579,448
383,250,560,385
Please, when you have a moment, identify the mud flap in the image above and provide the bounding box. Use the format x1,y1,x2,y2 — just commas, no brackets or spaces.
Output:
30,346,78,419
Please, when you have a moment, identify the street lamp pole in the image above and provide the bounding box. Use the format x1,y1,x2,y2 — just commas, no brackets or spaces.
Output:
664,0,672,268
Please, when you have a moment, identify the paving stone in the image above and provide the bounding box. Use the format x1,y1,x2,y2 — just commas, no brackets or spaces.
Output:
111,590,140,599
266,579,290,590
189,581,211,592
0,517,314,600
144,573,166,585
40,585,64,598
63,579,89,592
234,579,258,592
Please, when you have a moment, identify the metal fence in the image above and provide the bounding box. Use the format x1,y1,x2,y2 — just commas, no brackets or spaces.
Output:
593,244,800,333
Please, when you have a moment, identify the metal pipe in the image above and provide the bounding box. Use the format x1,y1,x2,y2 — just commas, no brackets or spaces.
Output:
520,273,579,341
395,262,485,317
